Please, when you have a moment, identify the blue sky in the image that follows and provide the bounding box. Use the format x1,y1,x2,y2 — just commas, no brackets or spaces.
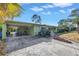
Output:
13,3,79,26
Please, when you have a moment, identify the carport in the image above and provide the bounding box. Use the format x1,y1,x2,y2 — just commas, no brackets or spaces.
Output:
6,21,35,37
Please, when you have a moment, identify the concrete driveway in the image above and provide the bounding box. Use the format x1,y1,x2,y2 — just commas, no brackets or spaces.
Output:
6,36,79,56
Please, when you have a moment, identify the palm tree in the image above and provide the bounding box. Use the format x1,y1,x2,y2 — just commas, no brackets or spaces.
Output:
0,3,22,40
0,3,22,21
32,14,42,24
69,9,79,33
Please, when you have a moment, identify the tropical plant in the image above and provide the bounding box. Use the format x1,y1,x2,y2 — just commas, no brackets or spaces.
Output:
58,19,74,33
32,14,42,24
58,19,68,29
69,9,79,33
0,3,22,40
0,3,22,23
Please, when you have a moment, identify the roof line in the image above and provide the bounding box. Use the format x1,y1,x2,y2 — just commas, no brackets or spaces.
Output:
6,20,56,27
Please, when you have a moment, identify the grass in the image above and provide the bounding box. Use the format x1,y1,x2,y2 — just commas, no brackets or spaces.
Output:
59,31,79,43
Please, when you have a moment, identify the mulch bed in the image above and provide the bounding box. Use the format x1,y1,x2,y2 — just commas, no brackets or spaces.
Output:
59,32,79,43
52,34,72,44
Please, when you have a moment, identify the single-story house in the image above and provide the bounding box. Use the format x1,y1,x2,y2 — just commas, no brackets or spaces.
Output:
1,21,56,39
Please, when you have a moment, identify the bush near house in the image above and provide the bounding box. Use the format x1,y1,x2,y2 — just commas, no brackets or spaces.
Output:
56,27,76,35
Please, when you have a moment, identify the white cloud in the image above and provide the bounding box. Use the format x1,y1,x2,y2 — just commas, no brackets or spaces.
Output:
31,4,54,12
52,3,73,8
47,4,54,8
31,7,44,12
41,4,54,9
42,5,48,9
59,10,66,13
41,11,51,15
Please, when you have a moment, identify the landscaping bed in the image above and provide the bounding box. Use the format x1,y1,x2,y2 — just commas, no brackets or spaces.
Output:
0,41,6,56
59,31,79,42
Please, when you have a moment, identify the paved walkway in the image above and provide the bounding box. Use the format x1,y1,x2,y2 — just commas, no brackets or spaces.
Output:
6,36,79,56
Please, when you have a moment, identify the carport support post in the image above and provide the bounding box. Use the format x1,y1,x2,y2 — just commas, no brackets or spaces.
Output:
2,23,7,41
33,25,37,36
33,25,36,36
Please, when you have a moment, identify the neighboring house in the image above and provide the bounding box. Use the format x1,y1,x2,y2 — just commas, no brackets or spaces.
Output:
6,21,56,37
66,20,77,30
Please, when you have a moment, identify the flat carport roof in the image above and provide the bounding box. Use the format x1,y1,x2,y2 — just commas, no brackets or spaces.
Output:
6,21,56,28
